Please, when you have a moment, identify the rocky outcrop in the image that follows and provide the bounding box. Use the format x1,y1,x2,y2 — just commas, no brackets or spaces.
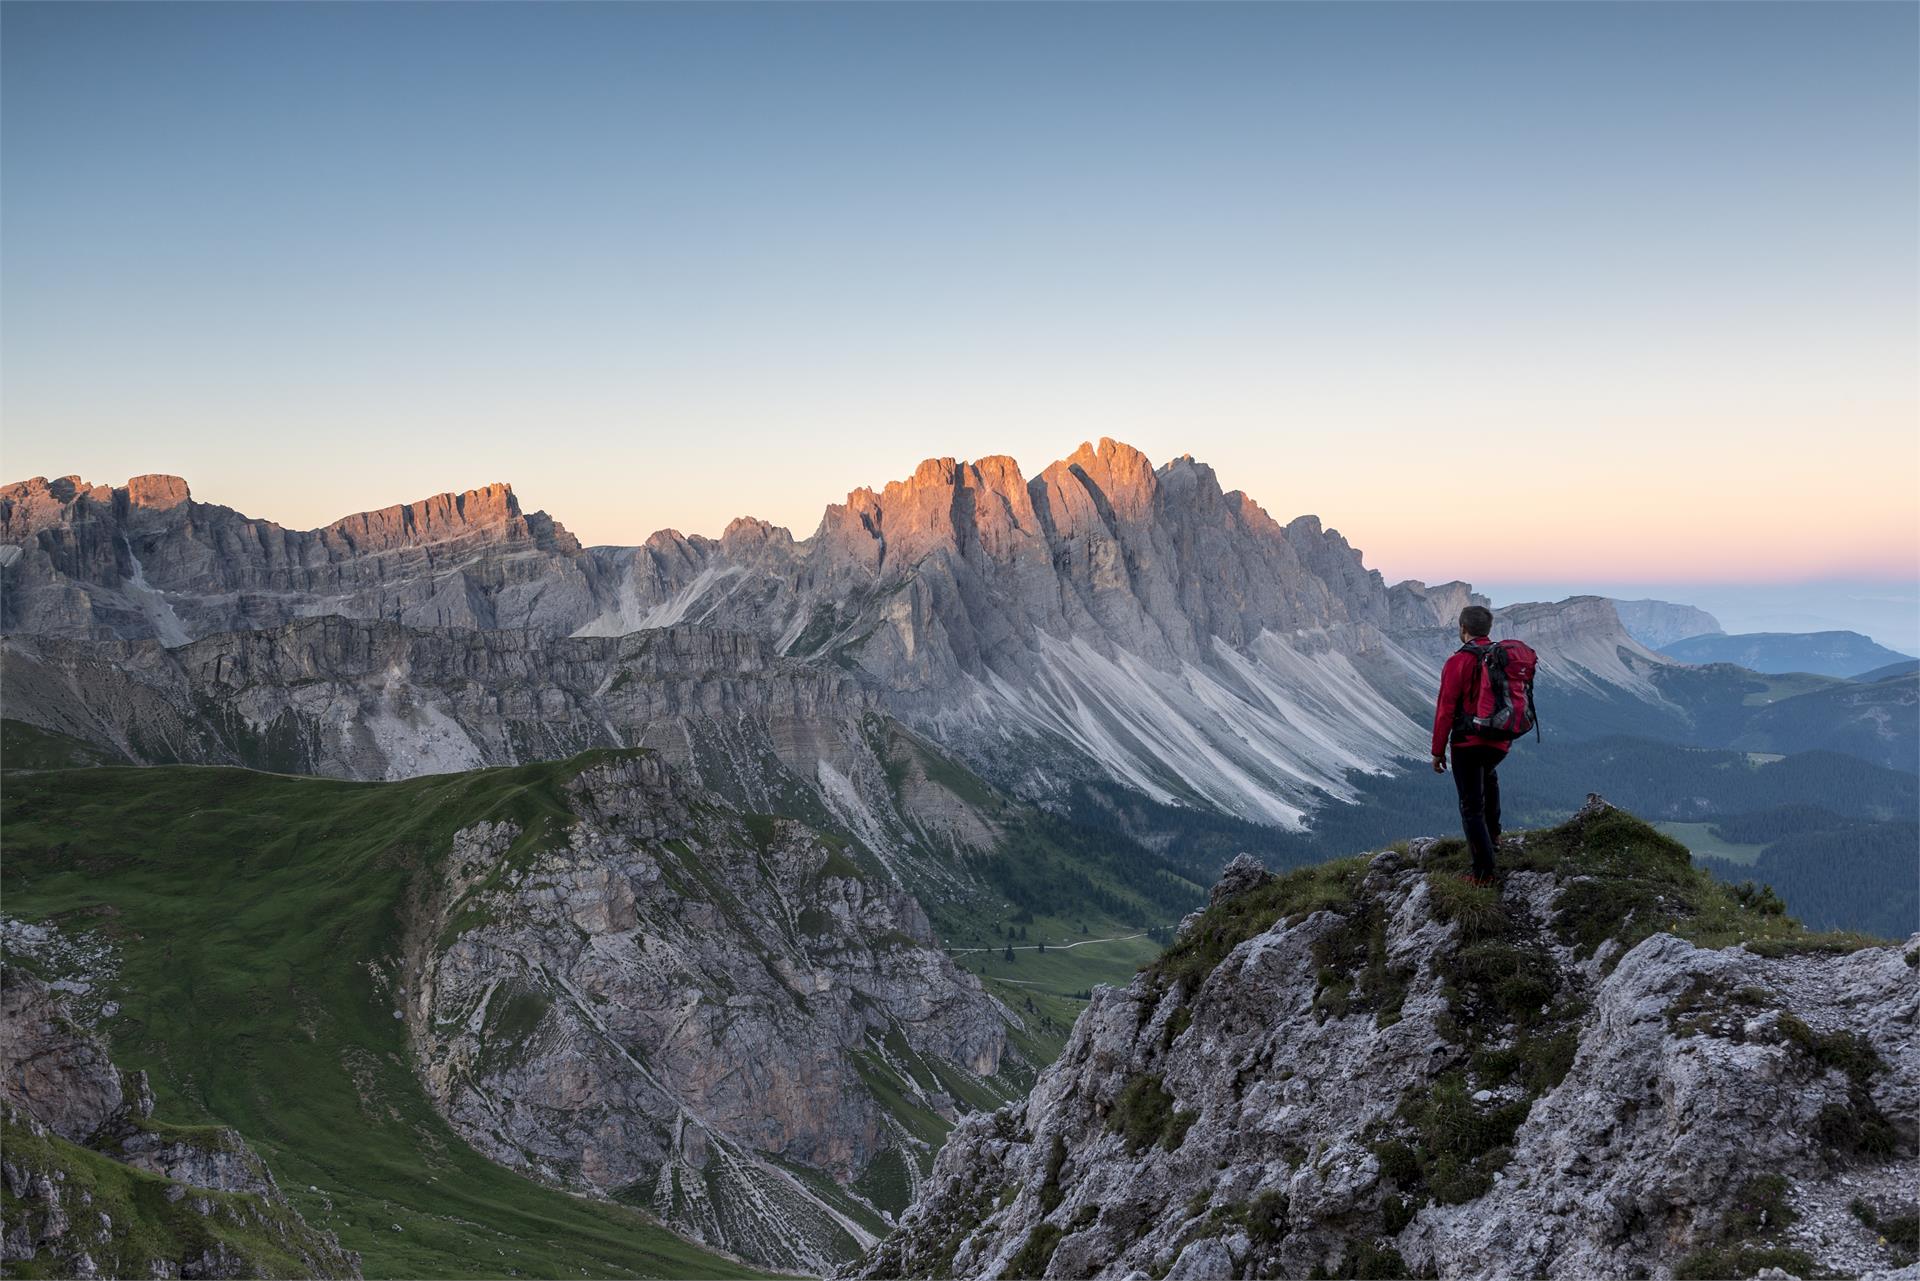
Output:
1610,598,1724,649
404,753,1020,1273
854,804,1919,1280
1,969,137,1144
0,968,359,1278
1387,580,1488,632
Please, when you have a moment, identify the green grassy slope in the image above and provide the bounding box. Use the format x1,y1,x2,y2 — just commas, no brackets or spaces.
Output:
1,755,767,1281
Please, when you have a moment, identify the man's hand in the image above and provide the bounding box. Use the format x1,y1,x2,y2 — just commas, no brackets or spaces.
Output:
1432,755,1447,774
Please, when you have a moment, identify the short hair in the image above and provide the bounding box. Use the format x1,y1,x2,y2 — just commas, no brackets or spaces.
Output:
1460,605,1493,637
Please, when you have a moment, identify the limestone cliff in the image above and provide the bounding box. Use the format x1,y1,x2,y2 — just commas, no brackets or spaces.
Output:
0,474,595,643
1610,599,1725,650
401,753,1021,1273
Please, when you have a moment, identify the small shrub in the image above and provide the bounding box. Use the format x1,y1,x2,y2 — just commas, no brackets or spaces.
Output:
1164,1109,1197,1151
1243,1190,1289,1245
1107,1074,1194,1153
1372,1140,1419,1187
1397,1072,1529,1206
1722,1174,1794,1238
1006,1223,1064,1278
1732,882,1787,916
1038,1134,1068,1213
1776,1014,1884,1086
1551,878,1668,961
1881,1213,1920,1252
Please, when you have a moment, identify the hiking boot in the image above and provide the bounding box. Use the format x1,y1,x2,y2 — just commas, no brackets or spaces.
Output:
1458,872,1498,889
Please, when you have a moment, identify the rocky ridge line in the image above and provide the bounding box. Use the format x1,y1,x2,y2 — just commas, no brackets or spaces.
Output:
852,799,1918,1280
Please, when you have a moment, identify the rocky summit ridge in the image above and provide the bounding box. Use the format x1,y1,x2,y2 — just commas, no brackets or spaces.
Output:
852,798,1919,1281
0,473,587,644
0,443,1681,829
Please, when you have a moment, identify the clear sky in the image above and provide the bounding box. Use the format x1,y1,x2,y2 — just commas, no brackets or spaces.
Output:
4,3,1915,600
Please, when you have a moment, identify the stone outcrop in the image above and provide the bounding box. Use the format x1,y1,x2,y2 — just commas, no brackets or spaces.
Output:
404,753,1020,1273
0,968,360,1278
1,968,136,1144
853,805,1919,1280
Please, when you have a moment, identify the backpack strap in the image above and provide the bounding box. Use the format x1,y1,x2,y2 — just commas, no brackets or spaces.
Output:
1452,642,1489,735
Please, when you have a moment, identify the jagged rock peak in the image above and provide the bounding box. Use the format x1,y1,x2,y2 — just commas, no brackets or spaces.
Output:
2,472,575,551
1208,852,1275,906
124,473,192,509
320,480,579,553
720,514,795,550
0,473,192,535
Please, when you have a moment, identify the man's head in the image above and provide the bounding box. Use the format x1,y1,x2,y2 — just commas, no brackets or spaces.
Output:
1459,605,1494,641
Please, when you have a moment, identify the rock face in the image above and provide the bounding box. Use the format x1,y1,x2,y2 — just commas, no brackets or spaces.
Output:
853,805,1920,1280
1,617,884,794
1,446,1686,828
0,474,595,644
1610,598,1724,649
0,967,360,1279
1,968,133,1144
404,753,1022,1274
573,442,1475,825
0,616,1028,905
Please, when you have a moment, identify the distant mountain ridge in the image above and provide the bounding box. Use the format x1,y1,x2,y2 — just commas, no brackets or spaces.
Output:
1607,597,1723,648
0,472,593,643
1660,630,1915,679
1,443,1683,828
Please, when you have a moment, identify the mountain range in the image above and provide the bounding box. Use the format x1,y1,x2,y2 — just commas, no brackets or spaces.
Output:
0,442,1743,824
3,442,1916,1278
1659,630,1917,680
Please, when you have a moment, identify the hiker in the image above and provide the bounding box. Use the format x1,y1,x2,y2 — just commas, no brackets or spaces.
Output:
1431,605,1538,886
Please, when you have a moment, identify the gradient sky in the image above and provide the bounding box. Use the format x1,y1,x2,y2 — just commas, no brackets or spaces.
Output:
4,3,1916,600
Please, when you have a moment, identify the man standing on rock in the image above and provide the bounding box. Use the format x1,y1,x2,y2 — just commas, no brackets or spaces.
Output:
1432,604,1509,886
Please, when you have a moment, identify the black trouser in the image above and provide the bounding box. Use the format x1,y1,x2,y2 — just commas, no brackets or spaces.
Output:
1451,745,1504,878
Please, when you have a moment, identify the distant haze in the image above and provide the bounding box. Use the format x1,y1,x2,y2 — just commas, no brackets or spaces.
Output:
1483,580,1920,657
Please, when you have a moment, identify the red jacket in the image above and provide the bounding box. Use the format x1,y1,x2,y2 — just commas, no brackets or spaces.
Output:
1432,637,1512,760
